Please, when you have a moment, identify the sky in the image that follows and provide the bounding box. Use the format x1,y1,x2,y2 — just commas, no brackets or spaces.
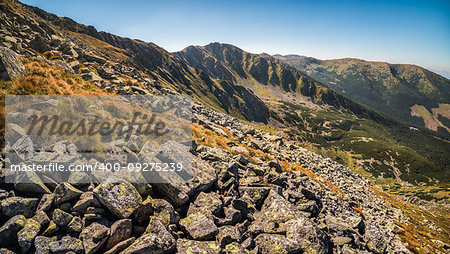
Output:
22,0,450,77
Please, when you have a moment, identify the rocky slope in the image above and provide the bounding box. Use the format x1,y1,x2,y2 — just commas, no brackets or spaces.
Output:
276,56,450,133
0,0,449,253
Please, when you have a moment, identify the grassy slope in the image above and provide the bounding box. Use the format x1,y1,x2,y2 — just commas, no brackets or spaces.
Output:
281,57,450,132
273,102,450,190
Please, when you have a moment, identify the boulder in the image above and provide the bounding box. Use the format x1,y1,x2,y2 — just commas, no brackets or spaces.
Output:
150,198,178,227
106,219,132,249
72,191,101,213
121,221,176,254
366,226,387,254
153,156,216,207
104,237,135,254
67,216,83,233
1,197,38,217
93,181,142,218
286,217,331,254
17,218,41,252
0,46,26,81
176,239,221,254
179,212,218,240
222,242,249,254
52,208,73,227
34,236,56,254
216,226,241,248
48,236,84,254
254,234,301,254
53,182,83,205
251,189,303,234
29,35,51,53
188,191,223,217
80,222,110,254
0,215,26,245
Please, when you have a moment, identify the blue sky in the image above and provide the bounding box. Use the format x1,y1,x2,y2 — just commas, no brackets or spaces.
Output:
22,0,450,77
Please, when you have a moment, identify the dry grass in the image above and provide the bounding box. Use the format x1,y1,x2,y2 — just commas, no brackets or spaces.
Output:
0,59,107,141
280,160,346,197
371,186,449,253
0,59,106,95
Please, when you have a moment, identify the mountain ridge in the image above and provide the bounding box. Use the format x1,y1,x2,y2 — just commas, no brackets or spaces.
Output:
276,55,450,133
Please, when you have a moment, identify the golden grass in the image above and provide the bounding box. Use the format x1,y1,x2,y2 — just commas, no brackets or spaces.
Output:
371,186,449,253
0,59,108,140
0,59,106,95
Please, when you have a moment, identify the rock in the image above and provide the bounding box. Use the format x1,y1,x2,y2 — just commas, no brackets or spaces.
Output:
222,242,249,254
219,207,242,226
152,182,189,207
49,236,84,254
52,208,73,227
67,216,83,233
176,239,221,254
104,237,135,254
332,236,352,246
37,194,53,212
179,212,218,240
42,221,58,236
0,46,26,81
286,217,331,254
153,156,216,207
252,189,302,233
238,186,271,207
254,234,301,254
72,191,101,212
14,171,51,194
188,192,223,217
93,181,143,218
106,219,132,249
32,210,50,227
0,215,26,245
17,218,41,252
53,182,83,205
143,217,176,251
130,197,153,225
80,222,110,254
268,161,283,173
29,35,51,53
366,226,387,254
35,236,55,254
216,226,241,248
12,136,34,160
150,198,178,227
84,53,107,64
121,230,176,254
1,197,38,217
81,71,102,82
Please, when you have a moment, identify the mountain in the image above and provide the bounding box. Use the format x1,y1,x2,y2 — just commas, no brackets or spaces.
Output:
0,0,449,252
276,55,450,133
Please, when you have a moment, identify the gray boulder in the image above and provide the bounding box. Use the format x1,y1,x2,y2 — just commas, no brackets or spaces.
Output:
0,46,26,81
93,181,142,218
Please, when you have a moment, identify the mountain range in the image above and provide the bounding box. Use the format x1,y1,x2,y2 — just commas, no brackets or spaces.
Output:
276,55,450,133
0,0,449,252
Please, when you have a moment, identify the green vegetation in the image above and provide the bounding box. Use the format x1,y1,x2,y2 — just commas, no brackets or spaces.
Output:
274,102,450,192
280,56,450,133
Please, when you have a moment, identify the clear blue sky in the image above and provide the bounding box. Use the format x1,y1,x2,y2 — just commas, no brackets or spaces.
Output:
22,0,450,77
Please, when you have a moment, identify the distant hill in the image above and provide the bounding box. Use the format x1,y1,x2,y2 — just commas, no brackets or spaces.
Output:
277,56,450,133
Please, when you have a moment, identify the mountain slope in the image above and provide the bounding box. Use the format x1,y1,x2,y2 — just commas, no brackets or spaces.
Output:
1,0,449,252
278,56,450,133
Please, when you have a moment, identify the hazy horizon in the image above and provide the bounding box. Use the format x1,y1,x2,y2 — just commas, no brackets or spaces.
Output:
21,0,450,78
